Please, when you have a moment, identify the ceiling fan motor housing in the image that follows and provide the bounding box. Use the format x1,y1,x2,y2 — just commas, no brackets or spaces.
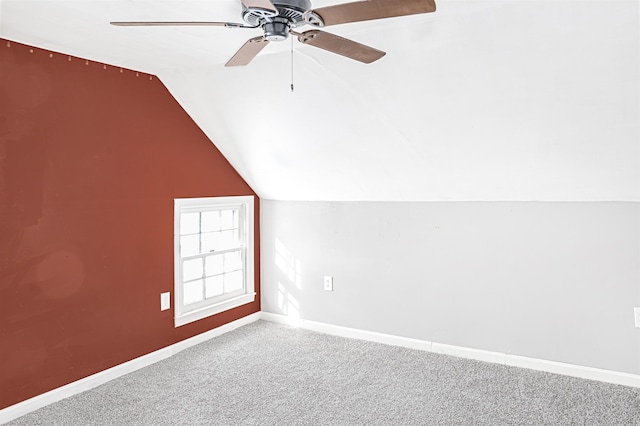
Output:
243,0,314,40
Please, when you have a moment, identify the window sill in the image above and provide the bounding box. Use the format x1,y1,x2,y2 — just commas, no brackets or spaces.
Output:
174,292,256,327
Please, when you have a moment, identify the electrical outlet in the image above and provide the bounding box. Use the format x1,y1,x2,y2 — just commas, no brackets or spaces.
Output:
161,292,170,311
634,307,640,328
323,276,333,292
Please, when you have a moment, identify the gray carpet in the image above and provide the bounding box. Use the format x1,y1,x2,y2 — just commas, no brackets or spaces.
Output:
7,320,640,425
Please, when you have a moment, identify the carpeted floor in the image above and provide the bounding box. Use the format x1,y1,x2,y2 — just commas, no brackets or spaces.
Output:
6,320,640,425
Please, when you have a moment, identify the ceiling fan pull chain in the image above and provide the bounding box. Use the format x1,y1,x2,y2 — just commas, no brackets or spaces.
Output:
290,35,295,92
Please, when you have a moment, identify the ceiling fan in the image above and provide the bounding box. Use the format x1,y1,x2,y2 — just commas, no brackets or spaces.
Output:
111,0,436,66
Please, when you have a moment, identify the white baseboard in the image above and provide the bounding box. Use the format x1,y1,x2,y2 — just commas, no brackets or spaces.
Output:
3,310,638,424
260,312,640,389
0,312,261,425
264,313,433,352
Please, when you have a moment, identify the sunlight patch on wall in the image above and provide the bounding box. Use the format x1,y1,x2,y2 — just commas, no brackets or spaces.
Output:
275,238,302,318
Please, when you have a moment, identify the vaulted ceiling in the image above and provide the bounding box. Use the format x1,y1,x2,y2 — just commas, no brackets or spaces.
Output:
1,0,638,201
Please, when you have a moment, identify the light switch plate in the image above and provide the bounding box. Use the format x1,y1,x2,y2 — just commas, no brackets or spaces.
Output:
161,292,171,311
634,307,640,328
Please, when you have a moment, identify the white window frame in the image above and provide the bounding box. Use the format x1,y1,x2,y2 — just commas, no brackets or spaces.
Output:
174,195,255,327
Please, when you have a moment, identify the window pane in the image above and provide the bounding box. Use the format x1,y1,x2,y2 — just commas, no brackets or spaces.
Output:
180,212,200,235
221,209,235,230
225,270,244,293
224,250,243,272
220,230,236,249
201,211,220,232
184,279,204,305
201,232,217,254
180,235,200,258
205,276,224,298
205,254,224,276
183,258,203,281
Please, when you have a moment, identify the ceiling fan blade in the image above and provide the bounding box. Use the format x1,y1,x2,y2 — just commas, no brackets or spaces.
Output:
307,0,436,27
296,30,385,64
241,0,277,13
225,36,270,67
111,21,233,27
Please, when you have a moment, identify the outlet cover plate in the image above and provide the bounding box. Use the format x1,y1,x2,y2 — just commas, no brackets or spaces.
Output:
161,292,171,311
324,276,333,292
634,307,640,328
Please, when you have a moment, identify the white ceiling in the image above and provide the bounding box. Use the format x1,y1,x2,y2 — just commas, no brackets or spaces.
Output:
1,0,638,201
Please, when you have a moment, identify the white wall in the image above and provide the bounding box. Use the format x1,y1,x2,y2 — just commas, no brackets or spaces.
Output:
261,200,640,375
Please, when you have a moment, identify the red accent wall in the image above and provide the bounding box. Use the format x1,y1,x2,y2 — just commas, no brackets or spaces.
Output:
0,40,260,409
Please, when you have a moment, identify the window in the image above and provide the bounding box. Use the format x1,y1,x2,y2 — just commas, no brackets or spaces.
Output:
174,196,255,327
